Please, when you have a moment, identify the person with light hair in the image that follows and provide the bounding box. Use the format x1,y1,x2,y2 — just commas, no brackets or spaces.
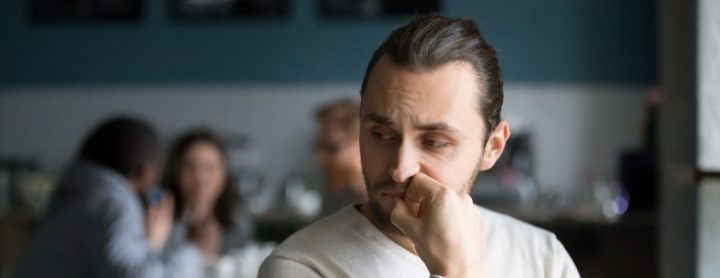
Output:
314,99,367,216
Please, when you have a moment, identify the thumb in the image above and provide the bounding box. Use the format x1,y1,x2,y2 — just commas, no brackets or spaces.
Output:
390,198,420,238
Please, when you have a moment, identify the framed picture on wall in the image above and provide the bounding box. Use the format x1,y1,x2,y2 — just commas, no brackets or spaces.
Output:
30,0,142,21
319,0,441,19
169,0,289,20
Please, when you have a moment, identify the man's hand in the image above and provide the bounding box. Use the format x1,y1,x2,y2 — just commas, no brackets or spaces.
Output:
146,193,174,251
390,173,486,278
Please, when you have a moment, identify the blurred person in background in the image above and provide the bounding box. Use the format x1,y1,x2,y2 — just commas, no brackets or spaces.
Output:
314,99,367,216
13,116,204,278
163,129,254,259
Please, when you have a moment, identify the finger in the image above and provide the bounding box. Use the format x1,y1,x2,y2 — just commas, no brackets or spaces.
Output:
405,174,449,217
403,173,444,205
390,197,420,238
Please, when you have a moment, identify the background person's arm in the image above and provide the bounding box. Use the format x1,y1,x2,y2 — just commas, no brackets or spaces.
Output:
85,190,204,278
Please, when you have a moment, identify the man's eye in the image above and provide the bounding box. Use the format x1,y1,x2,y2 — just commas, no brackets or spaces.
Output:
371,131,394,141
423,139,450,149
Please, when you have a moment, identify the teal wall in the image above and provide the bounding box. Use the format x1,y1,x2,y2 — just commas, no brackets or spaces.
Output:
0,0,657,86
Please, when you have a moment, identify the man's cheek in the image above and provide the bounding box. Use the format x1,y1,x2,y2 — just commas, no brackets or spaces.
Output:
421,165,459,192
363,154,385,178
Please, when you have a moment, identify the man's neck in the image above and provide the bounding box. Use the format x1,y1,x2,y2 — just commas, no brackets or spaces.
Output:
359,202,418,255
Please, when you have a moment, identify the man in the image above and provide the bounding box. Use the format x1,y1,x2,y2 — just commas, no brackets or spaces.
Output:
314,99,367,216
14,117,205,278
260,15,580,277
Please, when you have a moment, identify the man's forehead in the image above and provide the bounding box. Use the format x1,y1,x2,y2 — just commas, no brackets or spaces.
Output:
361,56,483,134
361,112,463,135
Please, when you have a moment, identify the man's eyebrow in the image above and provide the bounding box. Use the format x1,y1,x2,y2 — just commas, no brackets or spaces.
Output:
362,113,394,125
363,113,460,133
416,122,460,133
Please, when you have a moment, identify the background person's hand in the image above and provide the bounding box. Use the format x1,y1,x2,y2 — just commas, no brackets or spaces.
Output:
146,193,174,251
390,173,486,278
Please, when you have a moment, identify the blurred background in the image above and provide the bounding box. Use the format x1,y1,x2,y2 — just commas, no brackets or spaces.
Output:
0,0,717,277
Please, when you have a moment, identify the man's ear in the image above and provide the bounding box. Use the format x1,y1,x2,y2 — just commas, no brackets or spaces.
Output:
478,121,511,171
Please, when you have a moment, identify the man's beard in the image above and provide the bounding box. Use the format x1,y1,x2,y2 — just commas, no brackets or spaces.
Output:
363,164,482,237
365,177,407,236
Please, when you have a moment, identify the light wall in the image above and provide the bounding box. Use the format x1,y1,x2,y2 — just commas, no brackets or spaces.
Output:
0,84,646,192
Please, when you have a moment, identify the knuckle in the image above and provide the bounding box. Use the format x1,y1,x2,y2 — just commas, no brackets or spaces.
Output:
437,186,453,198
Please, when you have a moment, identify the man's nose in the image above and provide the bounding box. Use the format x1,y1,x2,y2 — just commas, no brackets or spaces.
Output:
388,142,420,183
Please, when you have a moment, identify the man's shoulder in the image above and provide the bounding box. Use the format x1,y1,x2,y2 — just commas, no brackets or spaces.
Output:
480,206,556,239
478,206,561,255
55,161,134,207
262,205,428,277
276,206,359,243
478,206,580,276
479,206,552,234
270,205,369,259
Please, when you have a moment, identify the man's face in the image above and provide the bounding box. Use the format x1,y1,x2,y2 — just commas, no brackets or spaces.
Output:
360,56,490,233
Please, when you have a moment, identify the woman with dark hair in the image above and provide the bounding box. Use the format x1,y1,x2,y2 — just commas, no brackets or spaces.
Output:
163,129,253,258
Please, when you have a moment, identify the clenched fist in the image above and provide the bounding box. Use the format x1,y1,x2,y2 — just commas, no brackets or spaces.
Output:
390,173,486,278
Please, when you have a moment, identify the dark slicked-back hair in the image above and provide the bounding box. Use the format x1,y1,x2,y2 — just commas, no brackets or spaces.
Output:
360,14,503,139
78,116,161,177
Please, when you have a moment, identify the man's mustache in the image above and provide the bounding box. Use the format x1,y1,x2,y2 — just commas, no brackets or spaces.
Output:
370,179,410,192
